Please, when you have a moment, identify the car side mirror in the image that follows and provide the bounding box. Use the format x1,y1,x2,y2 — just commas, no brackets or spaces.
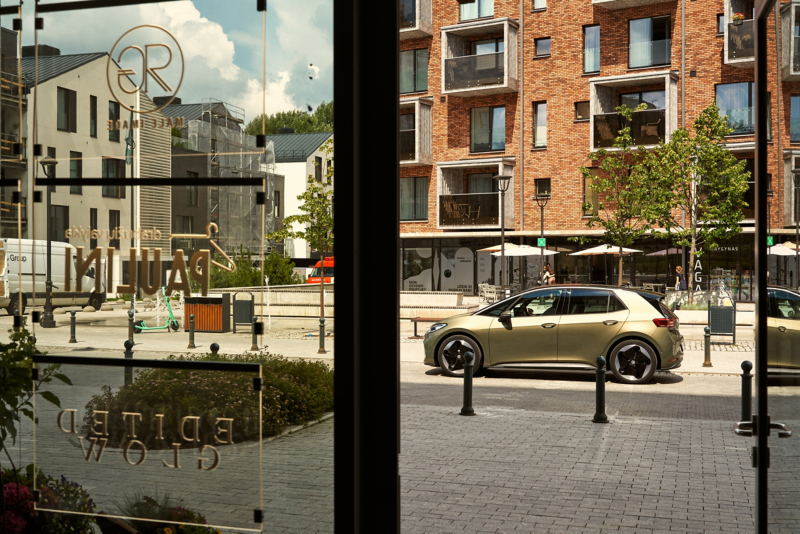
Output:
499,310,512,322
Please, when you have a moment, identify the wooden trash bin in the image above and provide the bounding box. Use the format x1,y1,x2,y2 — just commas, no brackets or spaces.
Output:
184,293,230,333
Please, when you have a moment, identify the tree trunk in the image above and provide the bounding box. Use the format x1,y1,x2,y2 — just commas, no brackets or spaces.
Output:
320,251,325,320
618,246,623,286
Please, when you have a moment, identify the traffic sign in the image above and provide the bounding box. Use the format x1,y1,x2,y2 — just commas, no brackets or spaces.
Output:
537,238,546,247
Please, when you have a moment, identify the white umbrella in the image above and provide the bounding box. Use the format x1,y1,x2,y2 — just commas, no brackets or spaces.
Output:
477,243,520,253
646,247,681,256
569,244,643,256
768,245,798,256
491,245,559,257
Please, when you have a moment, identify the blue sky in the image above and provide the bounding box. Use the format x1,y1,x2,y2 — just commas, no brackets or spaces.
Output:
2,0,333,122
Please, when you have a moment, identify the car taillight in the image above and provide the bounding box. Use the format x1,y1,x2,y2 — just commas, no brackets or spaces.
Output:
653,318,676,328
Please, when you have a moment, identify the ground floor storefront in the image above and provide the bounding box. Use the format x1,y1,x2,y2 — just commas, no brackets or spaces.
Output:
401,231,800,302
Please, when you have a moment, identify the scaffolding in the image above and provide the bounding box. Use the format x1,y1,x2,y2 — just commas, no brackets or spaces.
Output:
184,99,276,260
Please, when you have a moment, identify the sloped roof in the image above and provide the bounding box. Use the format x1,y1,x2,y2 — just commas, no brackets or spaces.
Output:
20,52,107,87
265,132,333,163
161,103,204,121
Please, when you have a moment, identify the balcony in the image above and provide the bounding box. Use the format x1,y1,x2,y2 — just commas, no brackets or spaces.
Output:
592,0,674,8
436,156,515,229
724,1,754,67
0,134,26,167
628,39,671,69
399,0,432,39
0,196,26,225
593,109,666,149
441,18,518,97
0,72,27,106
781,2,800,81
588,70,678,152
400,97,432,166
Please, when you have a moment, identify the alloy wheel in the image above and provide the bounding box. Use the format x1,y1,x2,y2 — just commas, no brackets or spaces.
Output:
614,343,653,381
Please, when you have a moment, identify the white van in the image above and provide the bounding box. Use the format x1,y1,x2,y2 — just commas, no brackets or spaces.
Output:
0,239,106,315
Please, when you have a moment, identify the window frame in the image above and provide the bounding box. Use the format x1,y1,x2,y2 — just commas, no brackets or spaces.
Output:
565,289,617,316
57,87,77,133
628,15,672,69
89,95,98,138
89,208,98,249
459,0,493,21
109,209,121,249
315,156,323,182
715,81,754,136
101,158,126,198
69,151,82,195
399,48,429,94
108,101,121,142
470,105,506,153
533,101,547,148
186,172,199,206
535,178,551,197
584,168,599,217
399,176,429,222
50,205,70,244
575,101,590,122
717,13,725,35
534,37,551,58
274,190,281,218
790,94,800,144
583,24,600,74
532,0,546,11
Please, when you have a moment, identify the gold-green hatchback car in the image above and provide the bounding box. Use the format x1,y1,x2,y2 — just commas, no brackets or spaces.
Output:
423,285,684,384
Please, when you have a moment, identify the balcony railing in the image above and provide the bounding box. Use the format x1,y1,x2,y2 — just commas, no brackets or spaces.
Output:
0,133,25,161
399,0,416,28
720,106,754,135
0,197,26,222
628,39,671,68
0,72,27,101
445,52,504,91
593,109,666,148
728,20,754,60
439,193,500,227
400,130,415,161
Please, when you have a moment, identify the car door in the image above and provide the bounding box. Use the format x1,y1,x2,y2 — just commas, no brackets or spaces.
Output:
487,288,563,365
770,289,800,369
557,288,628,365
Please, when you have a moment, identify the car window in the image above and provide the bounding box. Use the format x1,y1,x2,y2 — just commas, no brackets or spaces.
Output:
482,297,518,316
566,289,609,315
773,290,800,320
508,289,563,317
608,293,626,312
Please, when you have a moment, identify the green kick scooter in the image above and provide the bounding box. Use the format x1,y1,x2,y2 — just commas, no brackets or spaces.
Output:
133,287,180,333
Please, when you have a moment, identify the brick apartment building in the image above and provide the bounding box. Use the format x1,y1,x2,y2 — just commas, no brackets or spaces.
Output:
399,0,800,300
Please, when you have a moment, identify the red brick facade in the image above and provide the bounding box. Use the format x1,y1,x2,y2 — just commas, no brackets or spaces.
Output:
400,0,792,238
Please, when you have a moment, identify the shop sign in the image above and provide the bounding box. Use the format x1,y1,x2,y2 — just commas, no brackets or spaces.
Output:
537,238,546,247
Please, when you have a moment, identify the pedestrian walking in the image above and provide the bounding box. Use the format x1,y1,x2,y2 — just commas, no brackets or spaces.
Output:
675,266,687,291
543,264,555,286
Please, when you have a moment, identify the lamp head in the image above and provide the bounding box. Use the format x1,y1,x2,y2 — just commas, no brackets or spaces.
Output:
493,174,512,193
39,156,58,178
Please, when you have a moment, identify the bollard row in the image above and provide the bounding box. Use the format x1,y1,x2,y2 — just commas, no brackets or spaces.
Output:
593,356,608,424
187,314,196,349
460,351,475,416
741,360,753,423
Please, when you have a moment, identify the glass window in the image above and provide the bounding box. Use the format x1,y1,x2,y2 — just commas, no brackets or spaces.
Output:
57,87,76,132
567,289,611,315
533,0,546,9
791,95,800,143
771,290,800,319
716,82,754,135
620,90,665,110
535,178,551,197
468,173,496,193
89,95,97,137
584,25,600,73
575,101,590,121
400,176,428,221
50,205,69,243
274,190,281,218
470,106,505,152
609,293,626,312
400,49,429,94
471,38,503,55
315,156,323,181
109,209,120,249
102,158,126,198
629,16,671,68
108,101,120,142
506,289,564,317
89,208,97,250
584,169,599,216
533,101,547,148
461,0,493,21
400,0,416,28
743,159,755,219
717,14,725,34
535,37,551,57
46,146,56,193
187,180,199,207
69,151,82,194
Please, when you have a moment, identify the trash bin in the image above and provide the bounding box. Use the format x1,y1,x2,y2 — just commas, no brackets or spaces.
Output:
184,293,230,333
232,292,255,333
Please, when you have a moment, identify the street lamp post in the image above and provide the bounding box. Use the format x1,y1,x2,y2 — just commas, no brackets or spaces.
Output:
40,156,58,329
534,182,551,286
793,169,800,289
493,174,512,290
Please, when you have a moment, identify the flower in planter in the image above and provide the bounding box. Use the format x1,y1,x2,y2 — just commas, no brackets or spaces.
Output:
732,12,745,24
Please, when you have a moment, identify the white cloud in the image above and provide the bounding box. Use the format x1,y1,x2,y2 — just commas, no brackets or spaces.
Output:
235,73,297,119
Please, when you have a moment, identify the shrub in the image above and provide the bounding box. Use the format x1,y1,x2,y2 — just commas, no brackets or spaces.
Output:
82,352,334,447
116,491,214,534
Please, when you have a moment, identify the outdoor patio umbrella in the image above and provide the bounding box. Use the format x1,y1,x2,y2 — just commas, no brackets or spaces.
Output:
477,243,520,253
490,245,560,257
768,244,798,256
646,247,681,256
570,245,643,286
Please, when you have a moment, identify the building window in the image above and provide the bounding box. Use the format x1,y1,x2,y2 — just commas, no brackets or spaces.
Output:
767,92,772,142
89,208,98,249
460,0,492,21
400,176,428,221
467,173,497,193
584,169,599,216
532,0,546,10
399,0,416,28
470,106,505,153
274,190,280,218
717,14,725,34
187,172,199,206
315,156,323,181
109,101,120,142
533,101,547,148
102,158,126,198
743,159,755,219
69,151,82,194
791,95,800,143
46,147,56,193
629,16,671,69
584,25,600,73
400,113,416,161
716,82,754,135
175,215,193,234
535,178,551,197
50,205,69,243
57,87,76,133
90,95,97,138
575,101,590,121
326,160,332,183
400,49,428,94
620,90,665,110
535,37,551,57
109,210,121,249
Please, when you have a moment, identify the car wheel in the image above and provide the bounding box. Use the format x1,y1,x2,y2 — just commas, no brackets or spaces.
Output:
437,335,483,378
609,340,657,384
6,294,24,316
90,294,102,311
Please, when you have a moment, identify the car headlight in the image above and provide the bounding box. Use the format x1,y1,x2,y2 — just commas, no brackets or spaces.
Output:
429,323,447,334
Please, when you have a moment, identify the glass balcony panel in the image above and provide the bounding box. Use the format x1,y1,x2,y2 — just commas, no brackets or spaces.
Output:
593,109,666,148
400,130,416,161
628,39,671,68
445,52,505,91
439,193,500,227
720,106,754,135
728,20,754,60
794,36,800,72
400,0,416,28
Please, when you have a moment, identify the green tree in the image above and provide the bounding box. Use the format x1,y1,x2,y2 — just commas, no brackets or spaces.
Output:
578,103,652,286
245,101,334,136
640,103,749,303
263,250,303,285
266,138,334,318
209,246,301,288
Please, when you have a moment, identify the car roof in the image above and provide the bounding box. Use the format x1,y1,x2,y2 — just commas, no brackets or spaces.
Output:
518,284,662,298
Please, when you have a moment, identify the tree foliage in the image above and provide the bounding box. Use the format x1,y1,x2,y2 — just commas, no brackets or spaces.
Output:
209,247,301,289
578,103,652,285
244,101,334,136
640,103,749,303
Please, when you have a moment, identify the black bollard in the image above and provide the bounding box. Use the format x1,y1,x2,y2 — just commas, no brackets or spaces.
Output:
703,326,713,367
318,317,327,354
187,314,196,349
68,311,77,343
593,356,609,423
251,316,258,351
211,342,220,356
460,351,476,416
741,360,753,423
123,339,134,385
127,308,134,344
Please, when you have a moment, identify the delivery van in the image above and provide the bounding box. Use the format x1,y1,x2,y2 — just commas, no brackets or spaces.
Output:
0,239,106,315
306,256,334,284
